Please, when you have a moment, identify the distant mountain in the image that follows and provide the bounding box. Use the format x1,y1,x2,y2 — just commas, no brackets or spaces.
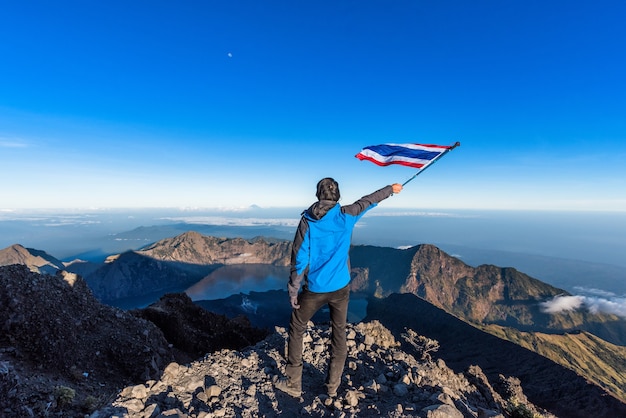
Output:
437,243,626,294
5,236,626,346
108,223,294,252
0,244,65,274
63,231,291,303
350,244,626,346
138,231,290,266
76,250,218,303
5,235,626,346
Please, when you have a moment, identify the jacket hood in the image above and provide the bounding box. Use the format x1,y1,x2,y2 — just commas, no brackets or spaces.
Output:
304,200,338,221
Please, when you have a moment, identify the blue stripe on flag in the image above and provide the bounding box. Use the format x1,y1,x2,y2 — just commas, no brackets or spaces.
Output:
365,144,441,161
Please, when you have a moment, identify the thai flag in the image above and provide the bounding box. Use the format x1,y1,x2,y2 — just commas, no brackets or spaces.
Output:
355,143,453,169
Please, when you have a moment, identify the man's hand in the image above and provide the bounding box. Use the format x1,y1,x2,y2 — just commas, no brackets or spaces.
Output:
392,183,403,194
290,295,300,310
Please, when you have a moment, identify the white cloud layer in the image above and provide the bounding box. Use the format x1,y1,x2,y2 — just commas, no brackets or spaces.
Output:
540,295,584,313
540,289,626,318
584,296,626,317
162,216,299,227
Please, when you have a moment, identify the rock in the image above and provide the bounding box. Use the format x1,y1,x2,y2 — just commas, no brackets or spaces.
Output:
344,390,363,407
393,383,409,397
144,403,160,417
205,385,222,398
120,384,149,400
115,398,145,414
166,362,184,376
478,407,506,418
131,293,270,362
157,408,188,417
423,403,464,418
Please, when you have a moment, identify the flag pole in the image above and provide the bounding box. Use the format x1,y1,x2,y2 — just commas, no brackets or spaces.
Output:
402,141,460,186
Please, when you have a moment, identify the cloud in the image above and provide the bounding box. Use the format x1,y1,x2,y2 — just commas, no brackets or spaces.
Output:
161,216,299,227
540,295,584,313
396,245,415,250
584,296,626,317
0,213,100,226
540,292,626,318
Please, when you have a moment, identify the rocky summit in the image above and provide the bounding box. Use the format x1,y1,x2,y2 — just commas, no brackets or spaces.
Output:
1,264,546,418
93,321,538,418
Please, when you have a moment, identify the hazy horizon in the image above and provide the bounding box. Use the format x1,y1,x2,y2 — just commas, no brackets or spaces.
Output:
2,206,625,319
2,206,624,263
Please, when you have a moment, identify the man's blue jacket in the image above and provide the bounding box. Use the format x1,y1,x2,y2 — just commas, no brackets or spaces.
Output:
288,185,394,299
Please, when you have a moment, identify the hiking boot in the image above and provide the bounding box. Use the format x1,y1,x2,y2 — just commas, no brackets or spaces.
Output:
275,377,302,397
325,382,338,398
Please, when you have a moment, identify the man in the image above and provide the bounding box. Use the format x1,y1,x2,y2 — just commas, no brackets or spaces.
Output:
275,177,403,398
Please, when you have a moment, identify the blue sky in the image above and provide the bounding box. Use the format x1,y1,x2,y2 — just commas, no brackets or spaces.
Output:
1,1,625,211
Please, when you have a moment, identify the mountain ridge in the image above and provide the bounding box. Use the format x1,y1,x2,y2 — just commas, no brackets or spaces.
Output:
349,243,626,346
3,233,625,346
2,232,626,414
63,232,291,302
9,235,625,346
0,243,65,274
